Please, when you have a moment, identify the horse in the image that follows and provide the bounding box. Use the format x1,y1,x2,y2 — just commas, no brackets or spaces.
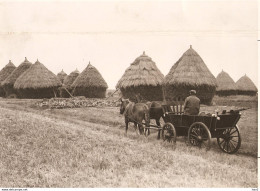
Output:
120,98,150,136
146,101,164,139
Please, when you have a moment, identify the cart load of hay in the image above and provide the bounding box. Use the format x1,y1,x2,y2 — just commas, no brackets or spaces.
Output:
0,60,16,97
116,51,164,101
60,69,80,98
2,57,32,98
71,63,108,98
14,59,62,98
164,45,217,105
57,69,67,84
236,74,257,96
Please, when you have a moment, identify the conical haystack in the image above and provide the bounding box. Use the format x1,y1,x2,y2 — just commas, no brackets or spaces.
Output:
116,52,164,101
216,70,237,96
14,59,62,98
164,45,217,105
2,57,32,98
57,69,67,84
71,63,108,98
60,69,80,98
236,74,257,96
0,60,16,97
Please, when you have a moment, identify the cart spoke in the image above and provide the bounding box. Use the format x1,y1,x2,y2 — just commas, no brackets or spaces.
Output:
190,134,198,138
230,139,238,143
192,129,199,137
227,141,230,152
230,129,238,136
229,140,236,149
226,141,230,152
218,139,225,145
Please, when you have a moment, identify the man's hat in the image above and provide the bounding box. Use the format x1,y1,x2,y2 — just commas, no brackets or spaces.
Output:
190,90,196,95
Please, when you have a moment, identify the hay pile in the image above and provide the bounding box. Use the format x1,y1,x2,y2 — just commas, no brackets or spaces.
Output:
2,57,32,98
236,74,257,96
116,52,164,101
0,60,16,97
57,69,67,83
71,63,108,98
216,70,237,96
14,59,62,98
164,45,217,105
60,69,80,98
35,97,119,109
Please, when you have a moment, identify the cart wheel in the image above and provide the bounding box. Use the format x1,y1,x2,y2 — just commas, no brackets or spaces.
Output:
162,123,177,144
188,122,211,150
217,125,241,154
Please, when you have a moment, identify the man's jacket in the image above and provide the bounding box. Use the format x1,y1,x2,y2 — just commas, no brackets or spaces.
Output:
183,95,200,115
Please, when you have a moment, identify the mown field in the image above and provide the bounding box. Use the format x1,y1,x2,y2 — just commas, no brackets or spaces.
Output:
0,97,257,187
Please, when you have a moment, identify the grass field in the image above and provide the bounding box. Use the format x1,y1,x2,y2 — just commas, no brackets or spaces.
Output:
0,97,257,187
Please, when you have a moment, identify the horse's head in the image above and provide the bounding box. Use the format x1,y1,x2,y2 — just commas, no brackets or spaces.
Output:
119,98,130,114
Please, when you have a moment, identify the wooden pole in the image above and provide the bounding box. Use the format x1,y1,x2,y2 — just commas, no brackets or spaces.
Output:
106,89,119,99
63,87,74,98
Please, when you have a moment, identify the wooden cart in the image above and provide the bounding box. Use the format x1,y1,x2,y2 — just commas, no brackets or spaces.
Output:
158,104,242,154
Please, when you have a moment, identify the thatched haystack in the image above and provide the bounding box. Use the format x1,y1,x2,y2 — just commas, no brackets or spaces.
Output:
164,45,217,105
0,60,16,97
60,69,80,98
2,57,32,98
236,74,257,96
14,59,62,99
71,63,108,98
116,52,164,101
57,69,67,83
216,70,237,96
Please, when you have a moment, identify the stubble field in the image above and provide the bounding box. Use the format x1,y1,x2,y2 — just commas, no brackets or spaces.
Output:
0,97,257,187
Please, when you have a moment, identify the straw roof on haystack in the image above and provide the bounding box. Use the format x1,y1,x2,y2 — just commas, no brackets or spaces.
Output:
0,60,16,97
216,70,237,96
14,59,62,98
164,45,217,104
60,69,80,98
165,46,217,87
116,51,164,101
57,69,67,83
117,51,164,88
236,74,257,96
71,63,108,98
2,57,32,97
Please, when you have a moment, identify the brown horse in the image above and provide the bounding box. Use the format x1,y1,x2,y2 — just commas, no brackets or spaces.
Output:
120,98,150,136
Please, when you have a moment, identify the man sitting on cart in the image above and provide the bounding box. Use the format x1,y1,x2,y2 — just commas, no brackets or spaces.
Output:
183,90,200,115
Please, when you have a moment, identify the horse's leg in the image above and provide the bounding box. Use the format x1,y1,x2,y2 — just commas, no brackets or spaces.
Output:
156,118,161,140
125,118,129,136
134,122,139,135
138,124,143,135
139,122,145,135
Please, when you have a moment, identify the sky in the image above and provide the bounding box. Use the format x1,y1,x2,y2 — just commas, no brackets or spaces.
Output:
0,0,258,89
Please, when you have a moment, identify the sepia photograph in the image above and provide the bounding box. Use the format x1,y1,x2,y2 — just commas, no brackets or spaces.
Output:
0,0,258,189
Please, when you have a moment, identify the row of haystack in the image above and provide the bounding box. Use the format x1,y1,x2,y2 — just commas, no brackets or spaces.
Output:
116,45,257,105
216,71,257,96
0,58,108,99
